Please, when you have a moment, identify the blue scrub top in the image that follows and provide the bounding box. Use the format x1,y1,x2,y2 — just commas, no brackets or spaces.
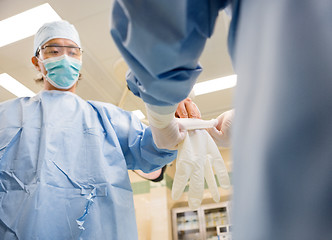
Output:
0,91,176,240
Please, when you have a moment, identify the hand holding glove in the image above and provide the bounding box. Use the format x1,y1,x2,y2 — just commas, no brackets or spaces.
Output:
208,109,234,147
146,105,186,150
175,98,201,119
146,98,202,150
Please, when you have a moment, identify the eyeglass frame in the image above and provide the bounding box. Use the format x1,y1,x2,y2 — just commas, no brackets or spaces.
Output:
36,44,83,59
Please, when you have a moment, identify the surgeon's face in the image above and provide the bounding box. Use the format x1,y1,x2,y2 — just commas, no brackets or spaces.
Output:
31,38,81,92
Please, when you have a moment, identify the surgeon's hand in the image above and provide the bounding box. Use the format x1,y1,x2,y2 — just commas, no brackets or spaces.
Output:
207,110,234,147
149,118,186,150
175,98,201,119
147,98,201,150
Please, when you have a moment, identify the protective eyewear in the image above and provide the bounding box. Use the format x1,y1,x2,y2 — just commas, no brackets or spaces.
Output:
37,45,83,59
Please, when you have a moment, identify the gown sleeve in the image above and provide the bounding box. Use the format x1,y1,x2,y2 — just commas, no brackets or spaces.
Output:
110,0,229,108
88,100,177,173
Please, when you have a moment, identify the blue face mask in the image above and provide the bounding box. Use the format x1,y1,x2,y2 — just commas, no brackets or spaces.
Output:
40,55,82,89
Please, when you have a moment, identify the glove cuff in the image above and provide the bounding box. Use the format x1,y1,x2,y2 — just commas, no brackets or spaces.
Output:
146,105,176,128
176,118,217,130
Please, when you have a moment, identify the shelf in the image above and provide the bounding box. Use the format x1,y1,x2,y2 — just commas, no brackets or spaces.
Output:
172,201,231,240
178,228,199,232
177,229,201,240
204,207,227,214
177,211,198,217
206,226,217,230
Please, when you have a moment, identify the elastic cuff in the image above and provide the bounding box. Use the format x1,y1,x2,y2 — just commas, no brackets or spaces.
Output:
146,103,177,115
146,104,175,128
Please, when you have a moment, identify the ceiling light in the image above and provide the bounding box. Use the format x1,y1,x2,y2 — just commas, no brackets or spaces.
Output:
132,110,145,120
193,74,237,96
0,3,61,48
0,73,36,97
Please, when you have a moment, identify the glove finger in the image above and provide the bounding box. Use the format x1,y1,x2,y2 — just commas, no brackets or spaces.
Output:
172,160,193,200
212,156,231,189
187,155,205,209
177,129,187,144
207,127,224,139
186,130,206,209
204,158,220,203
207,136,231,189
172,134,193,200
207,127,230,148
214,164,231,189
188,165,205,209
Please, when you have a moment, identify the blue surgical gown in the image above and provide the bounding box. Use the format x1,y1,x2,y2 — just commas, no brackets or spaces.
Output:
111,0,332,239
0,90,176,240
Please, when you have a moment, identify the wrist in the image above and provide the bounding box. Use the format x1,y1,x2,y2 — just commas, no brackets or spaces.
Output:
146,105,176,128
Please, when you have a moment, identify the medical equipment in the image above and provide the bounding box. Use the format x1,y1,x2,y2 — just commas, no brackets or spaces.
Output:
217,224,232,240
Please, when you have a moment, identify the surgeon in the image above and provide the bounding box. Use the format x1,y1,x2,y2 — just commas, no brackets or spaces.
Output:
110,1,332,240
0,20,199,240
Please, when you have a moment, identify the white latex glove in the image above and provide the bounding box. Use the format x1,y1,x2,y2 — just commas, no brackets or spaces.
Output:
146,105,186,150
207,109,234,147
172,122,231,209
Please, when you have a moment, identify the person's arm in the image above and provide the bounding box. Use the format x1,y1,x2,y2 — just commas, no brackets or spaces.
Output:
110,0,229,109
110,0,229,150
88,101,176,173
132,97,202,181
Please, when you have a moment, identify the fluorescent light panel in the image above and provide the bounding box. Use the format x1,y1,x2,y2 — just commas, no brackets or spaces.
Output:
193,74,237,96
0,3,61,47
0,73,36,97
132,110,145,120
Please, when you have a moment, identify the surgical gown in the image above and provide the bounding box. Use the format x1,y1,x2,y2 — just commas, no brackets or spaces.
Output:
111,0,332,239
0,90,176,240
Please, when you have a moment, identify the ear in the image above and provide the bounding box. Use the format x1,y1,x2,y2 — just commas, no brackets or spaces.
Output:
31,56,41,71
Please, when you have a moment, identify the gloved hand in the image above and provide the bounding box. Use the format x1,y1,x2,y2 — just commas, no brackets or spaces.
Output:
172,119,231,209
146,105,186,150
207,109,234,147
149,118,187,150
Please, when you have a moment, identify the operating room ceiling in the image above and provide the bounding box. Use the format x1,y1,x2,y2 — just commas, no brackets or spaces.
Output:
0,0,235,120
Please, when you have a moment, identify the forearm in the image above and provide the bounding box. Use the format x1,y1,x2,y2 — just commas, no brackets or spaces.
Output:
110,0,222,107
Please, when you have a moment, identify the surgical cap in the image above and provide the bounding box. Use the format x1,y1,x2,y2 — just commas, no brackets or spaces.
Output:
33,20,81,56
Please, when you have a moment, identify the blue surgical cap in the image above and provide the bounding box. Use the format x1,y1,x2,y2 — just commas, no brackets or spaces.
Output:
33,20,81,56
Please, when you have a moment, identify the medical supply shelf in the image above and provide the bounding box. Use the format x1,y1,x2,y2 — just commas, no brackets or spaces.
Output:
172,201,231,240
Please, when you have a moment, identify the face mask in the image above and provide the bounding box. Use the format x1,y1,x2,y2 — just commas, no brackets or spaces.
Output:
39,54,82,89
